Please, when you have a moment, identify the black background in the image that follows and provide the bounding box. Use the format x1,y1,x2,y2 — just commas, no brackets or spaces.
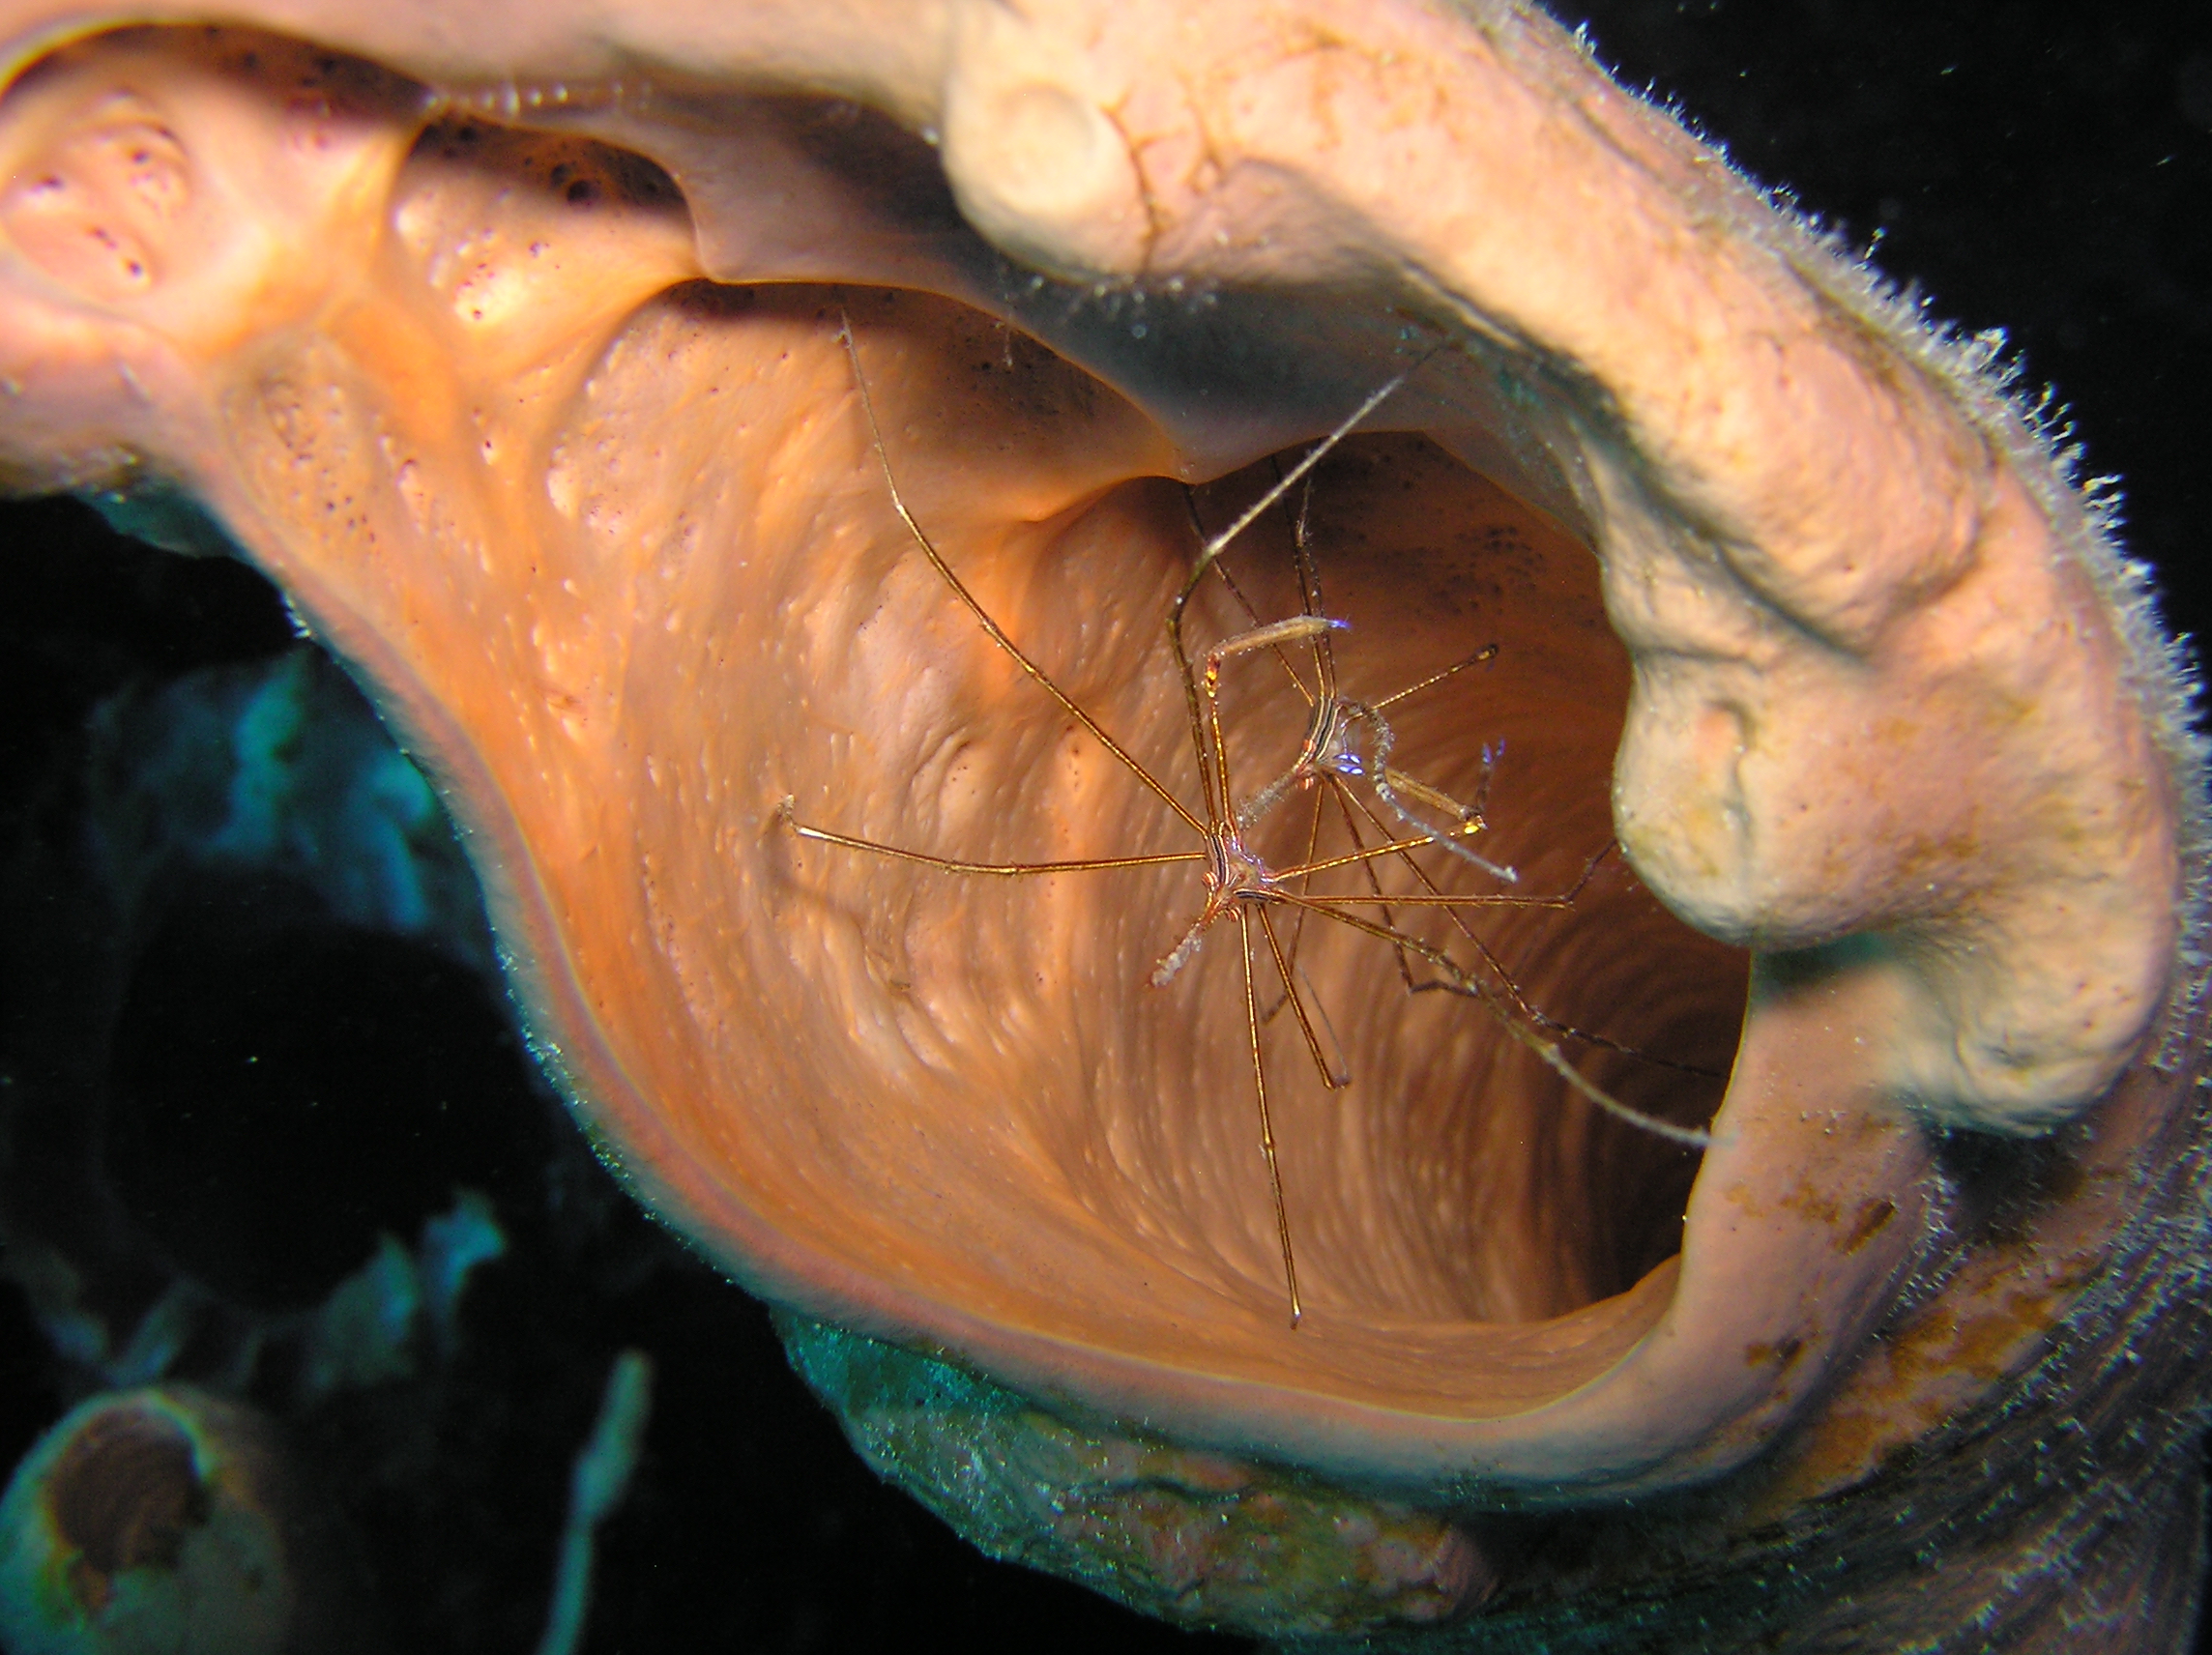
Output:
1,4,2206,1651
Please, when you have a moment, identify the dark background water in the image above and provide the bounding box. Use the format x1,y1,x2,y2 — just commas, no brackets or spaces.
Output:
0,3,2205,1651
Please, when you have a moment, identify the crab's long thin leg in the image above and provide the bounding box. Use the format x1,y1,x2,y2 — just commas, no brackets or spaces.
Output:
1368,643,1499,712
838,304,1206,839
1325,778,1422,992
1289,839,1597,904
1267,779,1337,1013
1238,905,1301,1326
1290,473,1339,703
1257,903,1348,1090
1307,788,1719,1076
786,813,1207,877
1167,370,1414,818
1205,614,1348,837
1183,489,1320,710
1204,648,1243,828
1270,890,1714,1149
